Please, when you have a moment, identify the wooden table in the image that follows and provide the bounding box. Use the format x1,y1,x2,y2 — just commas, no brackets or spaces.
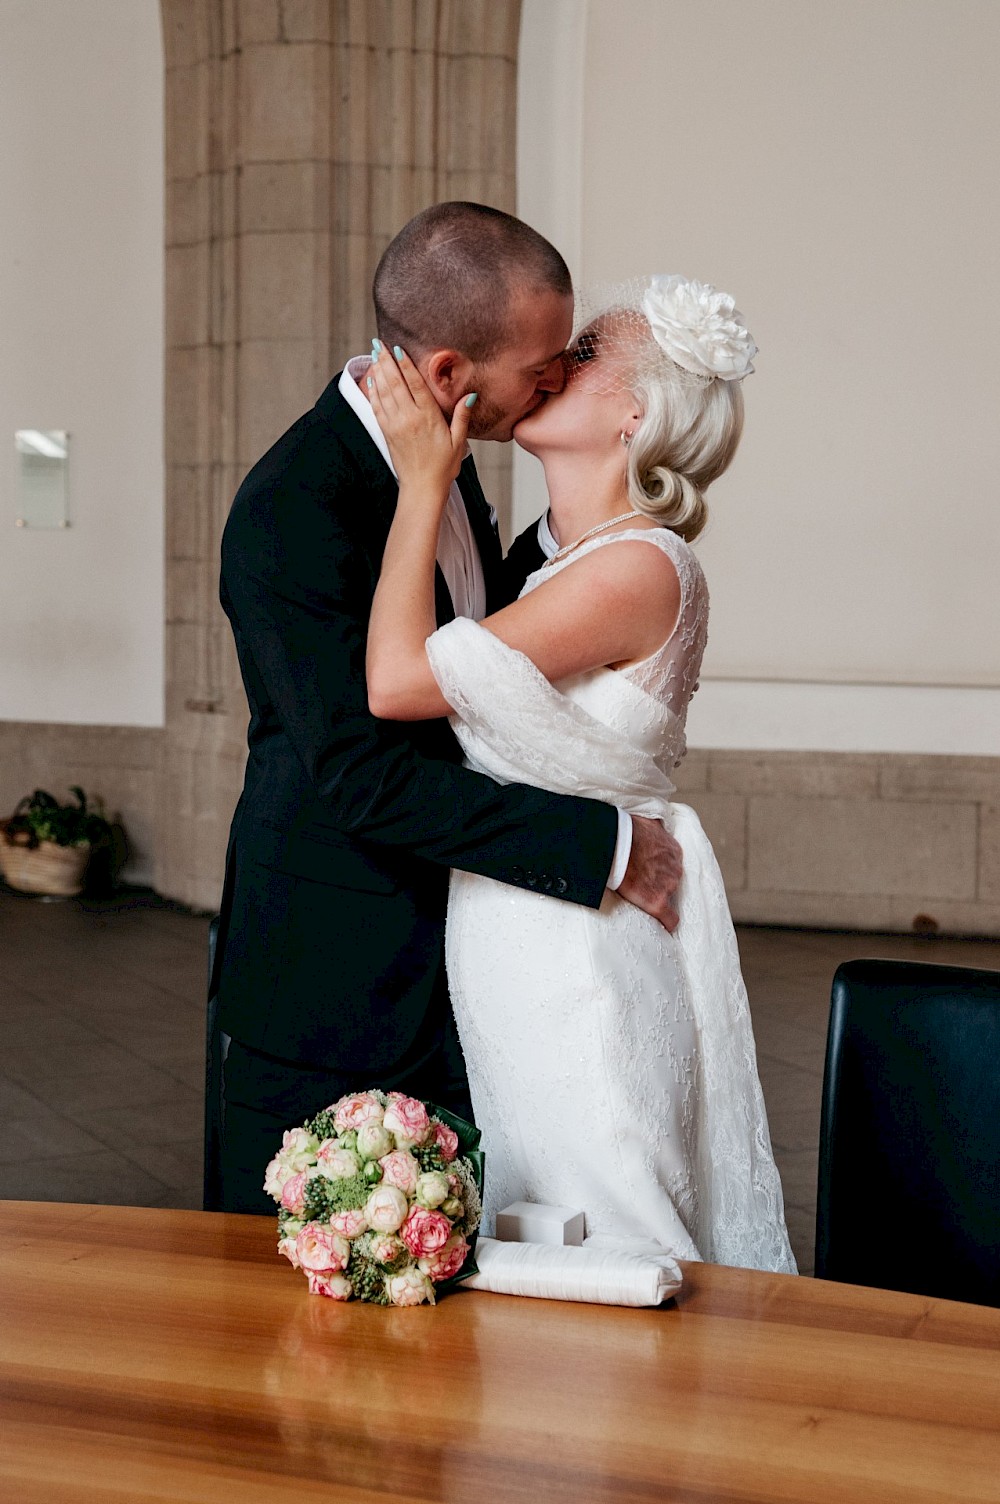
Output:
2,1203,999,1503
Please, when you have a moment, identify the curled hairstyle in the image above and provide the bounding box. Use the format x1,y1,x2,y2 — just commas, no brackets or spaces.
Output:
626,364,744,542
373,201,571,364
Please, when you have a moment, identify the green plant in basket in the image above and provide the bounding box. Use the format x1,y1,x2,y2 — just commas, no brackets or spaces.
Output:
1,786,113,850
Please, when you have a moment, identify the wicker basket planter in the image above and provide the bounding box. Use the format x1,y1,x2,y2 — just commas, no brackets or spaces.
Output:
0,837,91,897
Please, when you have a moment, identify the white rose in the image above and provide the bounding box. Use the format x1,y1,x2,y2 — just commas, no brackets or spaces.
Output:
386,1267,435,1307
370,1234,405,1264
642,274,756,382
356,1121,394,1161
415,1171,450,1209
307,1270,354,1300
317,1141,361,1180
263,1155,296,1200
364,1184,410,1234
280,1127,320,1170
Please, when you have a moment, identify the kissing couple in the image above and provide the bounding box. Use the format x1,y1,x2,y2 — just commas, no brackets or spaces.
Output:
215,200,795,1274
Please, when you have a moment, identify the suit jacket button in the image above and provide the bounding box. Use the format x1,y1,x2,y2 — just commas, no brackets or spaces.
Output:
511,864,524,881
555,877,568,895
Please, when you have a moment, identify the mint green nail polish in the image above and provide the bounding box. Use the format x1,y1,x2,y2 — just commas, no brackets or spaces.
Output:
393,345,404,361
465,392,478,408
371,338,382,353
366,376,373,389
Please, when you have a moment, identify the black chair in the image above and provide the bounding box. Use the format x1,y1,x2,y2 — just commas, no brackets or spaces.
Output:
203,914,224,1212
816,958,1000,1307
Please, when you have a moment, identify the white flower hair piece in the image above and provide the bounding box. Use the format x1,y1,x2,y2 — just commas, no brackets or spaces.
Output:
641,274,757,383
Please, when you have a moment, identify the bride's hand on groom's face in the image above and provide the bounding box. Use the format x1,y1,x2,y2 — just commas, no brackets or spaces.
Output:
367,343,478,501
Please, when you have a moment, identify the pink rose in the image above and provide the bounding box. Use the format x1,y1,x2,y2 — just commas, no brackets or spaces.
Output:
295,1222,350,1274
280,1171,309,1215
383,1095,431,1149
418,1233,470,1284
328,1208,368,1239
333,1092,385,1133
432,1120,460,1160
307,1270,353,1300
400,1206,452,1260
379,1149,419,1195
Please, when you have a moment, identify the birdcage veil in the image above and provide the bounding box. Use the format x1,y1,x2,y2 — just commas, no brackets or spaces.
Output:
566,274,757,397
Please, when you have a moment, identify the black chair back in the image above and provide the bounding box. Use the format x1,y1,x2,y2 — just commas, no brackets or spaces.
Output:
203,915,223,1212
817,958,1000,1306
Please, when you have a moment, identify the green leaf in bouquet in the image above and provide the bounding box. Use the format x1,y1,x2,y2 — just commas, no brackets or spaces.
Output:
424,1101,485,1298
428,1100,483,1159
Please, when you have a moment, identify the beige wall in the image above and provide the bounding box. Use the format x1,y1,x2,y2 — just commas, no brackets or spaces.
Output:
0,0,165,727
516,0,1000,754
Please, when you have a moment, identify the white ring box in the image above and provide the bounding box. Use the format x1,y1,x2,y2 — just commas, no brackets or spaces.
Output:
494,1201,586,1247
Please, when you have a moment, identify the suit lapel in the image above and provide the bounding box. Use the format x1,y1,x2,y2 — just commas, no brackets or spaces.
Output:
316,376,455,623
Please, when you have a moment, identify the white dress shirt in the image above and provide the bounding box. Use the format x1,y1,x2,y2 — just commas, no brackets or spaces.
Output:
339,356,630,890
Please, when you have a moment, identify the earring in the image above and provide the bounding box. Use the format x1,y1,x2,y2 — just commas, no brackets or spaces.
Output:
620,430,633,446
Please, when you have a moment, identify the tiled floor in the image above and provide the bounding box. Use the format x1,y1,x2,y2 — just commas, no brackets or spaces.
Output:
2,885,998,1274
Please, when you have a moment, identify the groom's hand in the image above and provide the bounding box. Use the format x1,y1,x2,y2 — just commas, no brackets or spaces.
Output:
618,816,683,932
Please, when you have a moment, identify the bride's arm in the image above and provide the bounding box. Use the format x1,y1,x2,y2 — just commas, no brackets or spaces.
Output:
367,351,681,723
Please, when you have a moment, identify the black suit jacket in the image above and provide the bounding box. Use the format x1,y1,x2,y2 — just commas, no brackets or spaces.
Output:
215,376,617,1074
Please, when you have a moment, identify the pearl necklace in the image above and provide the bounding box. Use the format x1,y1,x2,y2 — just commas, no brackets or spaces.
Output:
544,511,639,567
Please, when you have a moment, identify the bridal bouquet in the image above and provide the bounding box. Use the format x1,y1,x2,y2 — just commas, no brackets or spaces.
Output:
265,1090,484,1306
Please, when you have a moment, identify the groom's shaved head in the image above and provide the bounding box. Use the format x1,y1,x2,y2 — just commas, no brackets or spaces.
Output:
373,201,571,362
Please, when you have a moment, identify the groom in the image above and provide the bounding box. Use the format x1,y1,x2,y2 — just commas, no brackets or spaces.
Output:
214,201,683,1213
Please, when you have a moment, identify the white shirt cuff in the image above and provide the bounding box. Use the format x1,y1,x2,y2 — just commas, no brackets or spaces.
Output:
607,809,633,891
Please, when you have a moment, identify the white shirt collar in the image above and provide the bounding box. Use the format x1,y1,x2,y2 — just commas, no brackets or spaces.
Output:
537,509,559,559
338,356,397,475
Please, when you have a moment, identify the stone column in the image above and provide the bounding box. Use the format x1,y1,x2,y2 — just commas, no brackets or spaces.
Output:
158,0,522,909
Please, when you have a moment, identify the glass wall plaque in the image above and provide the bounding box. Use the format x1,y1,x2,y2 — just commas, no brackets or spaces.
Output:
15,430,70,528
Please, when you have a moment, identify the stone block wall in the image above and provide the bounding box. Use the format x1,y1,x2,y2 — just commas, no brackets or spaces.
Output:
157,0,523,910
673,750,999,938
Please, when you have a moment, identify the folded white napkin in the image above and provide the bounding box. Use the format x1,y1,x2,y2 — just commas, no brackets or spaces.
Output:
460,1236,683,1306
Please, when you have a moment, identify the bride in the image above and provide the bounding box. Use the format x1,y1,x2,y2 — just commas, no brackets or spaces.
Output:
365,275,795,1274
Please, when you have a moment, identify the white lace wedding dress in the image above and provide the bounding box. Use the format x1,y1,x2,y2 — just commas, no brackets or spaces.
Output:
426,528,796,1273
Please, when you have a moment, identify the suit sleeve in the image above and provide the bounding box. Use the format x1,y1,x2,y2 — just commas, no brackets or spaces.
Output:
221,470,617,909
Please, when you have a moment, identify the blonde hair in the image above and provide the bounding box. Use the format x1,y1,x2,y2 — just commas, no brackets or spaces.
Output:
626,364,744,542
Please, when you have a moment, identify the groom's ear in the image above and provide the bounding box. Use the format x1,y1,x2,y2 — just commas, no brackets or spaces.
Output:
423,349,476,412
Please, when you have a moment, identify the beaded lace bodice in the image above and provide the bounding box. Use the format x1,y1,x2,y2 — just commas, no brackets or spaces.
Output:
521,526,709,772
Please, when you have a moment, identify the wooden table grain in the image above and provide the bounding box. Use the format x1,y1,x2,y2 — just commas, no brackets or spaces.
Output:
1,1202,999,1503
